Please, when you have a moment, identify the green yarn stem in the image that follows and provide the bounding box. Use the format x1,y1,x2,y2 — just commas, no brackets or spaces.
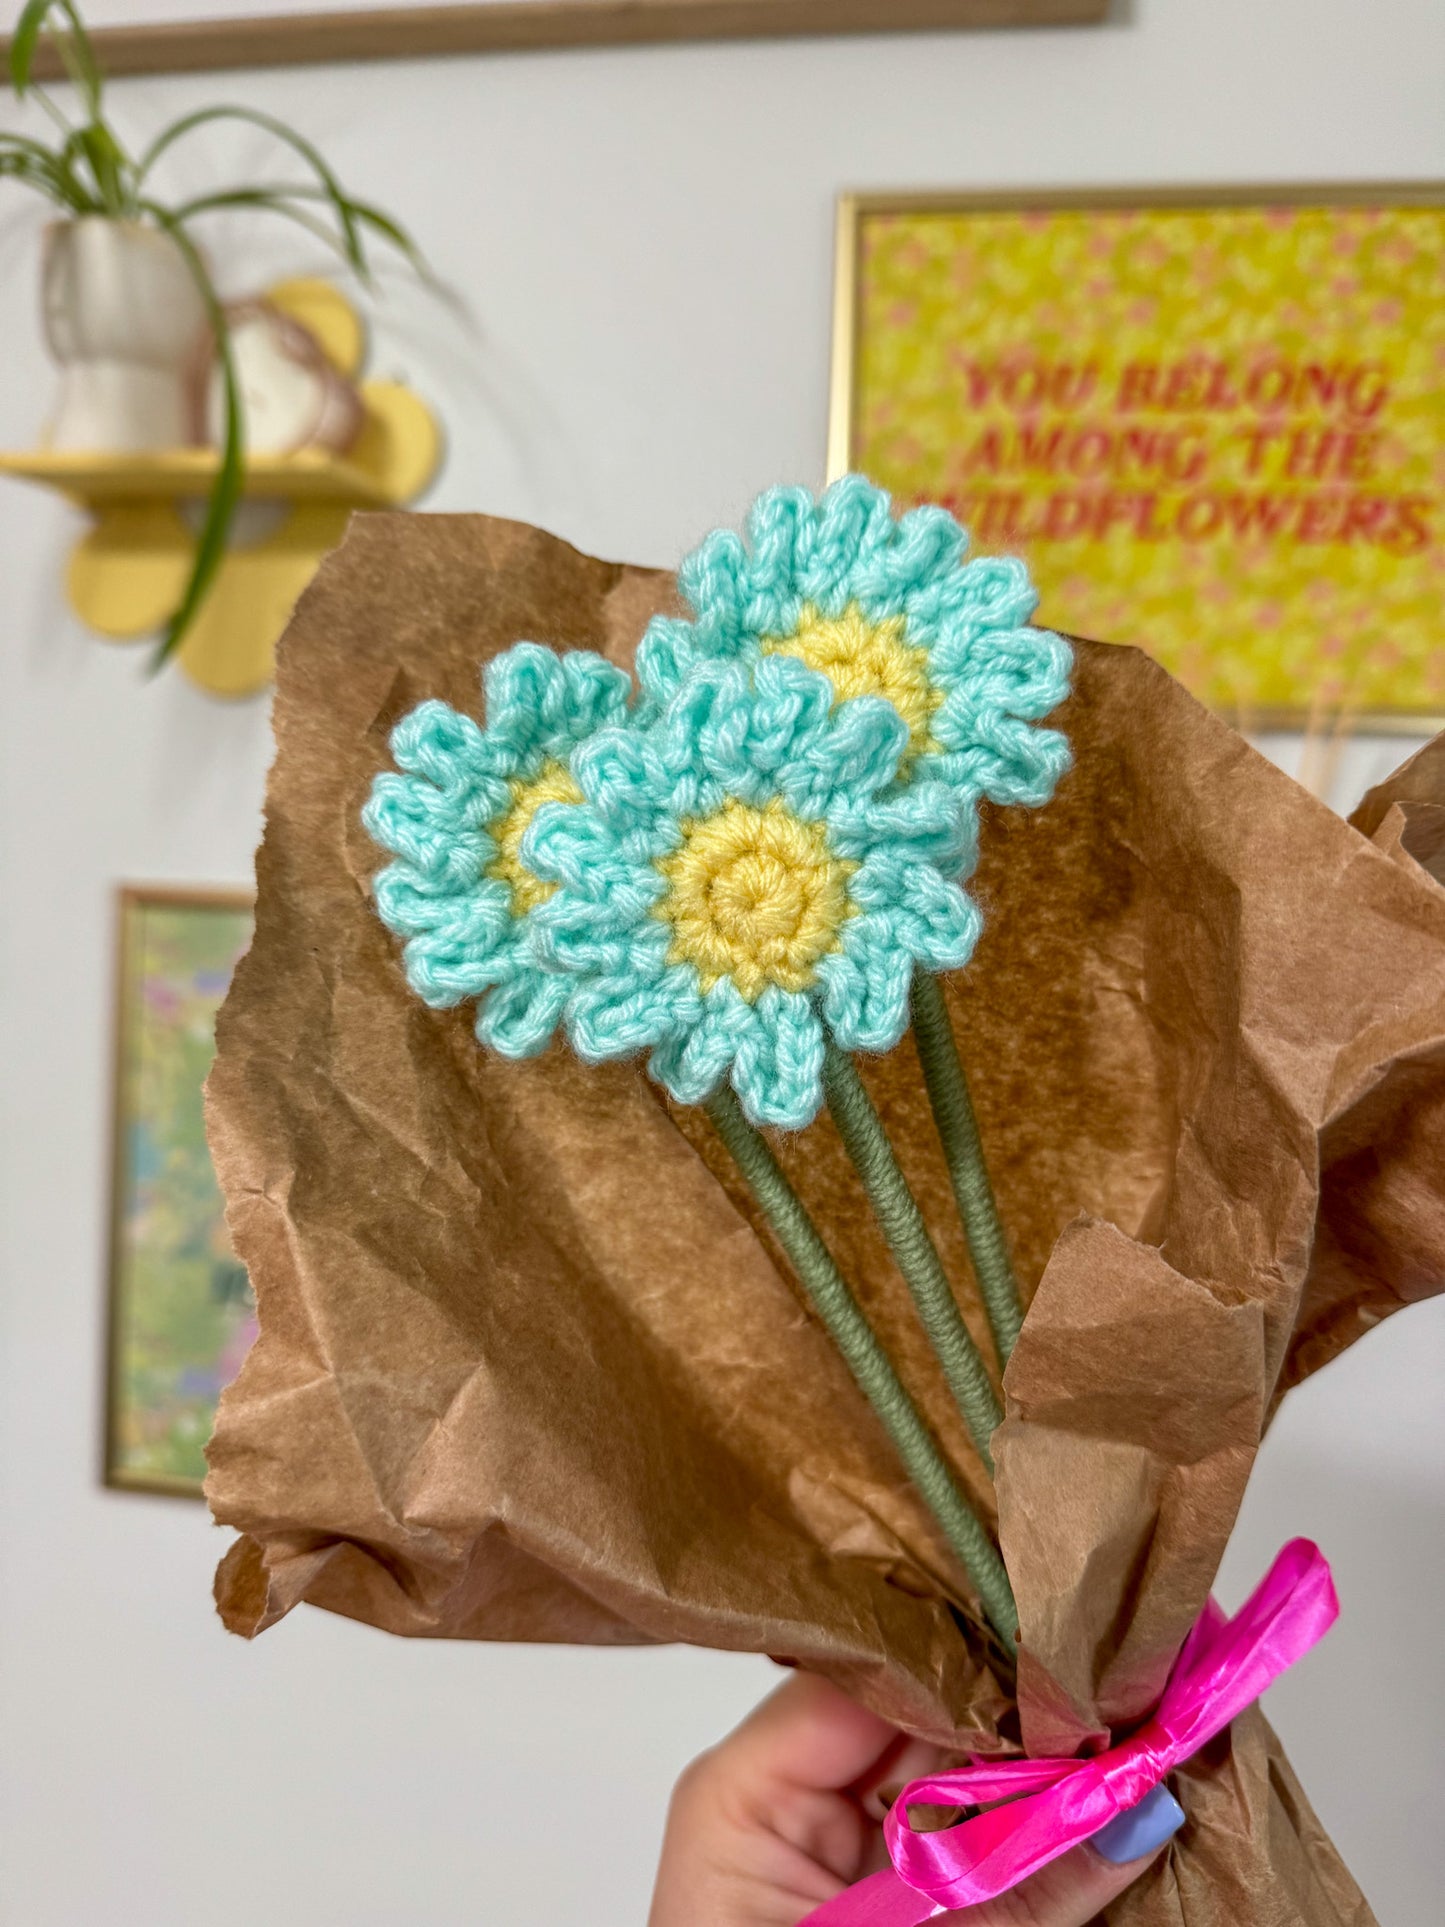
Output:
910,970,1024,1369
704,1087,1018,1658
821,1042,1004,1476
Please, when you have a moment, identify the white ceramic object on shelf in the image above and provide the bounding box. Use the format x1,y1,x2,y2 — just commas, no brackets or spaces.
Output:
41,217,208,451
197,299,365,457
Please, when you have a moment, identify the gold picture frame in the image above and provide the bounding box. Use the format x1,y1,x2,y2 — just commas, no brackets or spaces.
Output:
7,0,1106,80
103,884,255,1498
829,184,1445,734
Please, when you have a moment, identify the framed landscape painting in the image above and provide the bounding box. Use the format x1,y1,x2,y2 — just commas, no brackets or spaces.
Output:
831,184,1445,730
104,885,255,1497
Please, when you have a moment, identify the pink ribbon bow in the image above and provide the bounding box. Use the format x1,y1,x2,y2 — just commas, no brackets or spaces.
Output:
803,1538,1338,1924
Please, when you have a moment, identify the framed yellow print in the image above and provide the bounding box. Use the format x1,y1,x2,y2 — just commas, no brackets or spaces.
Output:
830,185,1445,729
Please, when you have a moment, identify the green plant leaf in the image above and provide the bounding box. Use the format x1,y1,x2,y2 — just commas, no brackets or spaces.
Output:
67,120,130,215
0,146,60,188
9,0,54,95
177,179,431,283
0,130,68,161
170,185,357,264
7,0,104,163
342,194,433,282
139,205,245,672
0,148,59,189
0,132,99,211
6,0,132,211
54,0,103,120
138,106,372,283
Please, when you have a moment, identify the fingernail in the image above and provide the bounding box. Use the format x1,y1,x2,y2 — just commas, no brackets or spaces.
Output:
1091,1783,1186,1864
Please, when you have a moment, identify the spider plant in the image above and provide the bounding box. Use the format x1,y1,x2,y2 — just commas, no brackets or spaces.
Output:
3,0,426,668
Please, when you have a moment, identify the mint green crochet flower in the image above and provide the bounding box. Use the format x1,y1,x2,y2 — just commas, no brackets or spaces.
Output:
636,475,1071,815
522,653,981,1129
362,642,631,1056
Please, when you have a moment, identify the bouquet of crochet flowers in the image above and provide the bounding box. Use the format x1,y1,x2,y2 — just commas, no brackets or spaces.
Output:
360,477,1072,1663
205,483,1445,1925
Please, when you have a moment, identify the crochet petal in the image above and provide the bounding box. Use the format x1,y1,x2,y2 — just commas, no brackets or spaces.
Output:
931,625,1072,718
884,860,983,972
658,658,727,736
635,614,705,709
529,808,666,964
531,899,635,976
388,700,493,789
362,773,490,891
560,648,634,736
523,799,653,905
681,656,830,808
691,661,771,808
734,986,825,1129
625,916,674,976
654,665,734,815
374,862,511,940
924,714,1073,810
854,502,968,621
648,979,753,1106
893,502,971,579
933,554,1039,633
817,919,913,1054
475,970,570,1058
783,692,907,818
741,484,814,635
827,780,975,872
534,873,673,982
482,642,570,761
738,653,834,774
801,475,895,613
401,899,518,1007
566,967,703,1063
678,526,750,641
571,726,671,837
846,844,974,937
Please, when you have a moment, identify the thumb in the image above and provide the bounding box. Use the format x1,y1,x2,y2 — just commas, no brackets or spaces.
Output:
937,1785,1184,1927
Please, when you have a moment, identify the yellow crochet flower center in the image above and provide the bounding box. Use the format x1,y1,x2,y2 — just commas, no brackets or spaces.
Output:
486,760,583,915
763,601,943,761
655,797,856,1002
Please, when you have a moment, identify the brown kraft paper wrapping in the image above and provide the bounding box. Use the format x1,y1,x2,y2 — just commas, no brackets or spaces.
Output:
206,511,1445,1923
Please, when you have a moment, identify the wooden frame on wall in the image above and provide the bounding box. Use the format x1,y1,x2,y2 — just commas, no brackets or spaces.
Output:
830,182,1445,733
6,0,1107,80
103,883,255,1498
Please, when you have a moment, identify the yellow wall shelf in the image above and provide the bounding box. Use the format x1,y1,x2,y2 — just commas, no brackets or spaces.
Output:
0,278,441,697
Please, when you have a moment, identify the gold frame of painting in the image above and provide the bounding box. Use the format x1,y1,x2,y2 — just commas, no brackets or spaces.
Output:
828,183,1445,735
103,882,254,1499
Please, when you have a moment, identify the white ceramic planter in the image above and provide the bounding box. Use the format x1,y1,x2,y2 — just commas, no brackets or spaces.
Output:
41,217,208,451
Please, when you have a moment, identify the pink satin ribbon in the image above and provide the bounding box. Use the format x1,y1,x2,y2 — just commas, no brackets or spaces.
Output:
803,1538,1338,1924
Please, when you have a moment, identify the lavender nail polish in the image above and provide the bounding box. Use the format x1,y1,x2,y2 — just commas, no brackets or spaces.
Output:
1092,1783,1186,1864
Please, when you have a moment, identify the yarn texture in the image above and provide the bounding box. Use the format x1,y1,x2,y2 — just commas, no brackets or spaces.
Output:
361,482,1073,1127
636,474,1073,821
361,641,631,1057
655,796,858,1000
524,653,982,1128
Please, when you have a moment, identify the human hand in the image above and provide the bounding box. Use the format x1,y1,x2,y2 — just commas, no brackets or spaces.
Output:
649,1671,1183,1926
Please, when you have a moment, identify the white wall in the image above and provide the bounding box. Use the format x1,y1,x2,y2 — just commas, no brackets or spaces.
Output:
3,3,1443,1922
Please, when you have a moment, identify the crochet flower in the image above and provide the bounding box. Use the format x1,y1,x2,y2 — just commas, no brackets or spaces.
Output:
635,475,1072,815
362,642,631,1056
522,652,982,1128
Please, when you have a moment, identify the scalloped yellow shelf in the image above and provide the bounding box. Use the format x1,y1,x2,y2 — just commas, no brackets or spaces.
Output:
0,446,399,507
0,279,442,697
